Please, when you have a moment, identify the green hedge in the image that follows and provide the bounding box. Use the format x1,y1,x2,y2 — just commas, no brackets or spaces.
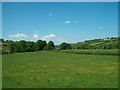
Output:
60,49,119,56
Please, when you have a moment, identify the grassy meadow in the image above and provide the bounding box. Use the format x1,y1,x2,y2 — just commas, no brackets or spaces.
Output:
2,51,118,88
0,55,2,89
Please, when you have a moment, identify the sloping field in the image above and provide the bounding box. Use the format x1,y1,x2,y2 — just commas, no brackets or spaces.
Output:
2,51,118,88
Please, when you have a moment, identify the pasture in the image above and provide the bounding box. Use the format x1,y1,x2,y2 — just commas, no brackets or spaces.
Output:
2,51,118,88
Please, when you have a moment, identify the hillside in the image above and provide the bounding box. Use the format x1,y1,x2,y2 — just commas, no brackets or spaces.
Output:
72,37,118,49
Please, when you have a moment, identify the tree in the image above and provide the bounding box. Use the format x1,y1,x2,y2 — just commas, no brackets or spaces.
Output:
44,41,54,50
2,40,17,54
2,46,12,54
17,40,27,52
26,41,35,52
42,40,47,48
34,40,47,51
7,41,17,53
60,42,71,50
0,39,4,43
66,43,71,49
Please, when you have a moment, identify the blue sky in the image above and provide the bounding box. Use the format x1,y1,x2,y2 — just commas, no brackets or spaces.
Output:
2,2,118,44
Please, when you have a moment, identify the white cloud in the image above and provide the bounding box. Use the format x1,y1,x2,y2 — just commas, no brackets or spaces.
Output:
48,13,53,16
33,34,40,39
40,34,65,45
43,34,55,39
33,34,56,41
9,33,29,38
65,20,71,24
8,33,66,45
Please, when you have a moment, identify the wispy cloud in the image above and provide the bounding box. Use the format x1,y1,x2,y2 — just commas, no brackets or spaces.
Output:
48,13,53,16
97,27,103,30
32,33,62,44
65,20,71,24
8,33,66,45
41,34,66,45
33,34,40,39
65,20,78,24
9,33,29,38
43,34,55,39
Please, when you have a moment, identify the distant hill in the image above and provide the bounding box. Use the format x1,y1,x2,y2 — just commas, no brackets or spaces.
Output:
71,37,119,49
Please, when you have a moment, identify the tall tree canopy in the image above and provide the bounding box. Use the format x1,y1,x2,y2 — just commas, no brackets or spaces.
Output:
44,41,54,50
34,40,47,51
60,42,71,50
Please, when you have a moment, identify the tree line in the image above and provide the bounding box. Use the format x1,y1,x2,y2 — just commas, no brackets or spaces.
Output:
1,39,54,54
1,39,72,54
0,37,119,54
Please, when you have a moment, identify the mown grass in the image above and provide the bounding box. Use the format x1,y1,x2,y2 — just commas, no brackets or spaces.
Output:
2,51,118,88
0,55,2,89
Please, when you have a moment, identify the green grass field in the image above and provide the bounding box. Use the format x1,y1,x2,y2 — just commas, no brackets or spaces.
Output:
2,51,118,88
0,55,2,89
